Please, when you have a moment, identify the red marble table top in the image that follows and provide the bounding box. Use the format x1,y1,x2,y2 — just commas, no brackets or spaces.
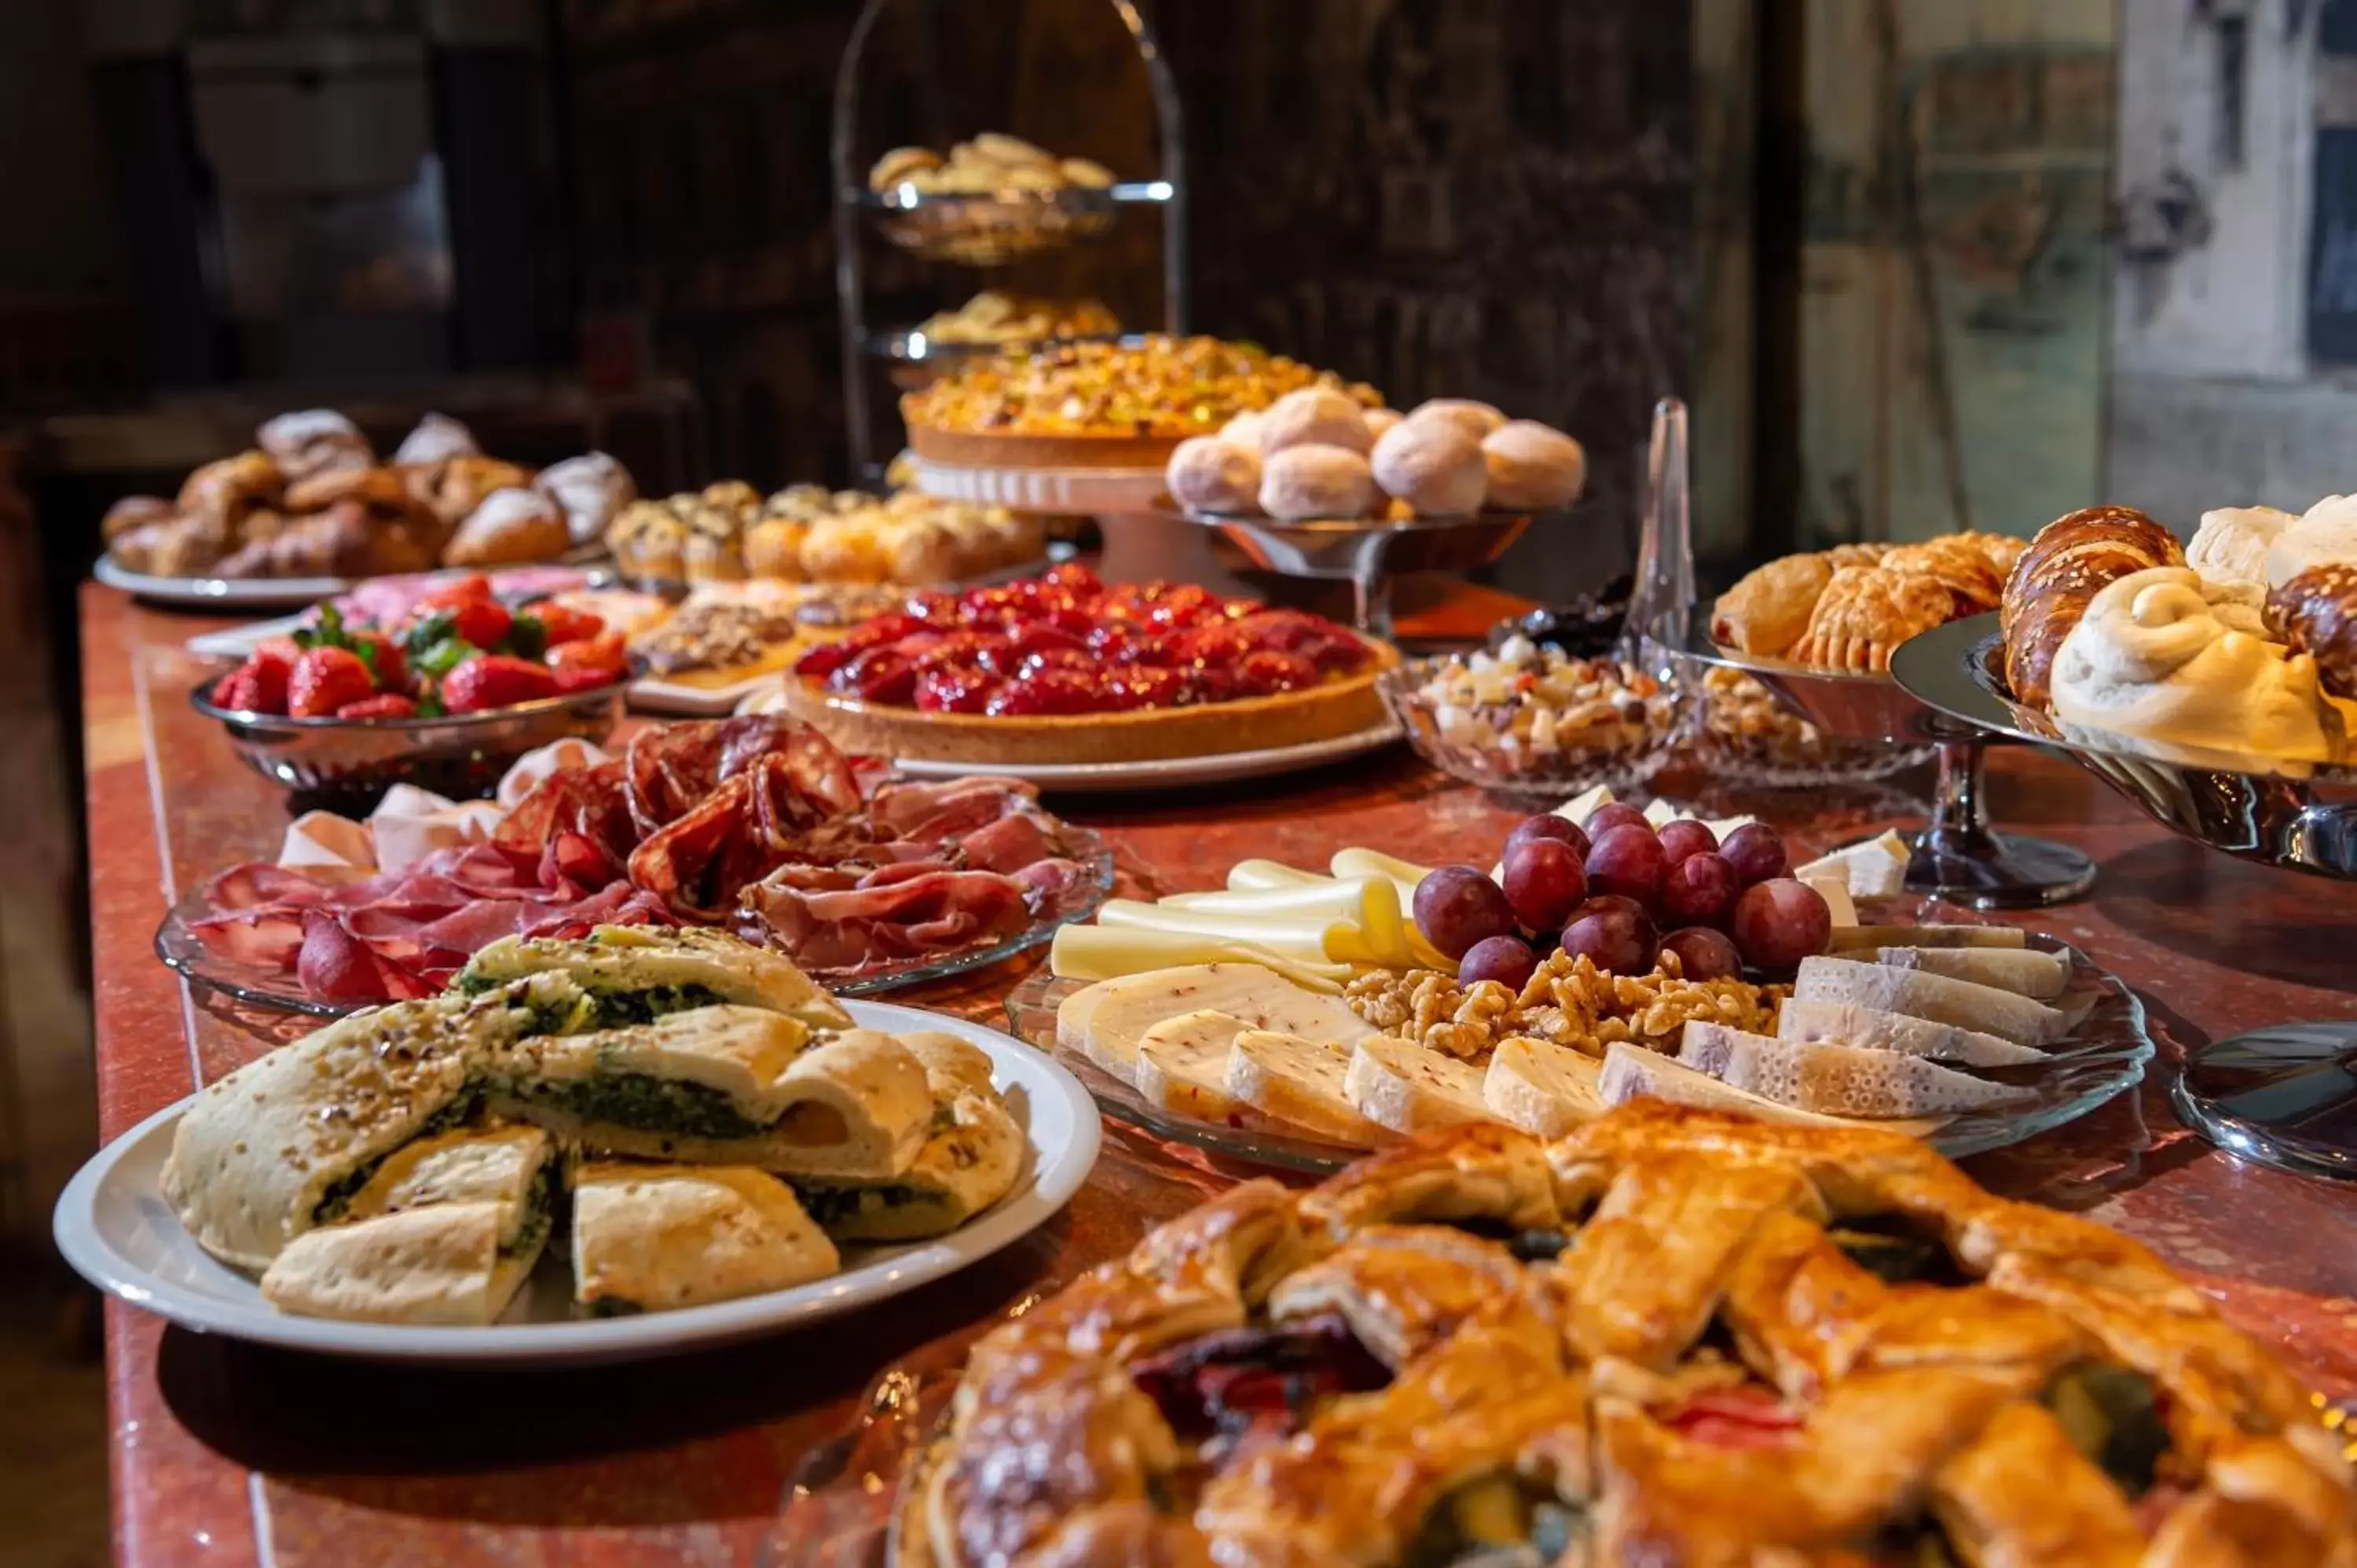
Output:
77,582,2357,1566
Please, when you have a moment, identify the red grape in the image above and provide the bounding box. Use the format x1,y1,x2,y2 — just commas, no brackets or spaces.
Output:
1728,878,1832,969
1502,838,1587,931
1585,803,1652,838
1659,852,1739,928
1585,825,1667,910
1505,813,1590,863
1560,905,1659,976
1721,823,1791,887
1459,933,1539,991
1572,893,1647,924
1661,925,1743,982
1656,819,1719,867
1413,866,1517,960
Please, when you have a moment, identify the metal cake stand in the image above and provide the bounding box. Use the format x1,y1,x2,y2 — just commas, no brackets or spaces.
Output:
1896,614,2357,1181
1177,507,1534,638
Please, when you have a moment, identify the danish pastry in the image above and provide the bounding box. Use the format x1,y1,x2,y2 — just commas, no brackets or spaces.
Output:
1790,565,1956,672
445,487,570,568
391,412,477,467
1711,552,1835,658
258,409,372,485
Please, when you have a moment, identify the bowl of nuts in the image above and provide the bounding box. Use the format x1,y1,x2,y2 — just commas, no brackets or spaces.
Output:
1690,665,1934,786
1378,636,1691,797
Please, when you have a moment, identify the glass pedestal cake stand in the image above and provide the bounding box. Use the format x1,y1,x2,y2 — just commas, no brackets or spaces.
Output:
1897,613,2357,1181
1673,626,2095,909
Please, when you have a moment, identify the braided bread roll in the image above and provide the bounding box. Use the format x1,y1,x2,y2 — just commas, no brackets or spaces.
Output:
2268,562,2357,701
2000,505,2183,708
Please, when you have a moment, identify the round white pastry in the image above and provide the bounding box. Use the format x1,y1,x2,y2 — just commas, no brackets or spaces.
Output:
537,451,639,545
2051,566,2341,763
2266,494,2357,588
1259,387,1374,456
2188,505,2293,590
1480,420,1588,511
1260,444,1376,522
392,412,478,467
1365,408,1403,443
1369,416,1487,517
1219,410,1267,450
1405,398,1506,440
1166,437,1263,515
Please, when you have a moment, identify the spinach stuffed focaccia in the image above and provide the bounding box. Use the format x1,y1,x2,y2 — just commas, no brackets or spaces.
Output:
257,1124,558,1325
486,1006,933,1178
457,925,852,1032
570,1160,840,1316
790,1031,1025,1242
159,987,544,1272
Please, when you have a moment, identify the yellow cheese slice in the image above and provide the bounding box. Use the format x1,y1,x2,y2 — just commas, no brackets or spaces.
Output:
1226,859,1331,892
1047,925,1348,991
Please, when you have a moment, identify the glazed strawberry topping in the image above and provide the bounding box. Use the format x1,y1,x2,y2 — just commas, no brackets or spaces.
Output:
791,570,1373,715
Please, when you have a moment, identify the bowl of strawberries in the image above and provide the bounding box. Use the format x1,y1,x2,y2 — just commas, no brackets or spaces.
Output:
192,572,631,803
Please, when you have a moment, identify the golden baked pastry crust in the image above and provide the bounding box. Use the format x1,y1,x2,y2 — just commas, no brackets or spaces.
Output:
1711,552,1835,657
1791,565,1959,672
904,1104,2355,1567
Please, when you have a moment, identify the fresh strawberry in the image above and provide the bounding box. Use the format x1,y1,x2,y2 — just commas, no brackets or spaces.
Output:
211,654,289,714
1233,649,1318,697
442,654,559,713
837,647,918,705
794,639,858,680
547,632,627,688
416,574,494,610
255,636,303,666
533,602,604,647
1040,562,1102,597
443,596,512,654
332,693,419,720
348,629,409,694
1146,583,1222,630
914,667,998,713
1107,665,1186,709
984,669,1108,716
901,590,962,626
288,647,377,718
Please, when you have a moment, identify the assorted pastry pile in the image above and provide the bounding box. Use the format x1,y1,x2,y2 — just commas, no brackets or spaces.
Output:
106,409,632,580
867,134,1115,196
1713,532,2026,672
1167,392,1587,522
1999,501,2357,765
186,716,1105,1003
909,291,1118,348
1045,792,2083,1153
775,565,1394,764
163,929,1026,1324
606,480,1041,588
903,1103,2355,1566
205,573,628,721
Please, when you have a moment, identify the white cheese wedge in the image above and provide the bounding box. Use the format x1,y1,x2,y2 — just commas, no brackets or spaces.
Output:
1133,1010,1252,1120
1483,1037,1607,1137
1345,1037,1492,1134
278,809,376,872
1328,848,1435,892
1776,998,2047,1068
1677,1022,2032,1117
1596,1042,1948,1137
1868,947,2070,1001
1047,925,1349,991
1226,1031,1388,1145
1054,963,1375,1076
1823,923,2028,953
1792,956,2066,1047
1793,830,1911,899
1555,786,1616,826
1803,875,1859,928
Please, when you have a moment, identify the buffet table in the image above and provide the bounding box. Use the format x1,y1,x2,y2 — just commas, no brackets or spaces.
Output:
78,581,2357,1566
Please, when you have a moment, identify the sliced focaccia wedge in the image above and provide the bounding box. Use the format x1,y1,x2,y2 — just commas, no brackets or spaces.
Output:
458,924,852,1031
1344,1037,1491,1134
160,990,506,1272
1677,1022,2033,1118
570,1160,840,1316
257,1125,557,1325
1226,1030,1390,1145
488,1008,932,1178
791,1089,1025,1242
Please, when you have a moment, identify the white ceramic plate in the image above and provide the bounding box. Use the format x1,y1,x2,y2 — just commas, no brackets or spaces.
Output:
890,720,1406,790
628,669,788,716
52,1001,1100,1364
98,555,352,610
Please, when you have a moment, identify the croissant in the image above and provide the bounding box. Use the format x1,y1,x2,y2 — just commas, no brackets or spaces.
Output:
1882,538,2003,616
1788,566,1956,672
2000,505,2184,708
2268,562,2357,701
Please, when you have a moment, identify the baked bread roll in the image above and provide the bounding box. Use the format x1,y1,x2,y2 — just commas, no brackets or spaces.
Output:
1480,420,1587,511
445,487,569,567
1218,411,1266,450
103,496,175,543
1364,407,1402,444
742,516,809,580
258,409,372,485
115,512,231,577
2000,505,2184,709
408,455,534,526
1258,387,1374,456
1369,417,1486,516
1259,444,1376,521
2266,494,2357,588
2187,506,2291,589
2268,562,2357,700
177,450,283,525
1406,398,1505,440
1166,436,1263,514
537,451,636,546
391,412,477,467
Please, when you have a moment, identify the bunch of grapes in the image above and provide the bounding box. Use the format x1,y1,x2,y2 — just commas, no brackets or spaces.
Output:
1411,809,1831,989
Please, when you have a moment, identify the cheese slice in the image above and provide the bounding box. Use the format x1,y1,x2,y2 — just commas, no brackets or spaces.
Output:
1226,859,1332,892
1868,946,2070,1001
1596,1042,1948,1137
1776,998,2047,1068
1329,848,1435,889
1344,1037,1492,1134
1556,785,1615,826
1055,964,1375,1077
1134,1010,1252,1120
1823,923,2028,953
1793,957,2066,1047
1483,1037,1607,1137
1803,875,1859,929
1226,1031,1389,1145
1091,899,1348,962
1677,1023,2033,1118
1793,831,1911,899
1161,879,1376,919
278,809,376,872
1047,925,1349,991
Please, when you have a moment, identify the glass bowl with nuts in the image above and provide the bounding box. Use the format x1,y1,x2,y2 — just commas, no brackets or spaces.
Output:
1691,665,1934,786
1378,636,1692,797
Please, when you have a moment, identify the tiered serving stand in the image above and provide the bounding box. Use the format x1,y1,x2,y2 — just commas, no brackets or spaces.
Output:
1896,614,2357,1180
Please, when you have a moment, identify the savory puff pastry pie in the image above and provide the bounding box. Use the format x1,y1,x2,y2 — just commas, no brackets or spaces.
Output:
898,1106,2355,1567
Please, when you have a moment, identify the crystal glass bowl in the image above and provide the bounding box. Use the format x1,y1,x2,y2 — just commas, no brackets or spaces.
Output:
1377,650,1692,798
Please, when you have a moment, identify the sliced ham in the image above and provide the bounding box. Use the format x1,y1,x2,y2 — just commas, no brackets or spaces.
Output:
740,868,1030,973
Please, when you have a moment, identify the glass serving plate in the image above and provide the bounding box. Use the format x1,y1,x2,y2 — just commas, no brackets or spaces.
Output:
154,830,1116,1018
1003,918,2156,1174
1377,653,1692,801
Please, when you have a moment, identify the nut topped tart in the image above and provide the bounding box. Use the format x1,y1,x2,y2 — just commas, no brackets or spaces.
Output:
778,565,1398,765
900,335,1382,470
896,1104,2356,1567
